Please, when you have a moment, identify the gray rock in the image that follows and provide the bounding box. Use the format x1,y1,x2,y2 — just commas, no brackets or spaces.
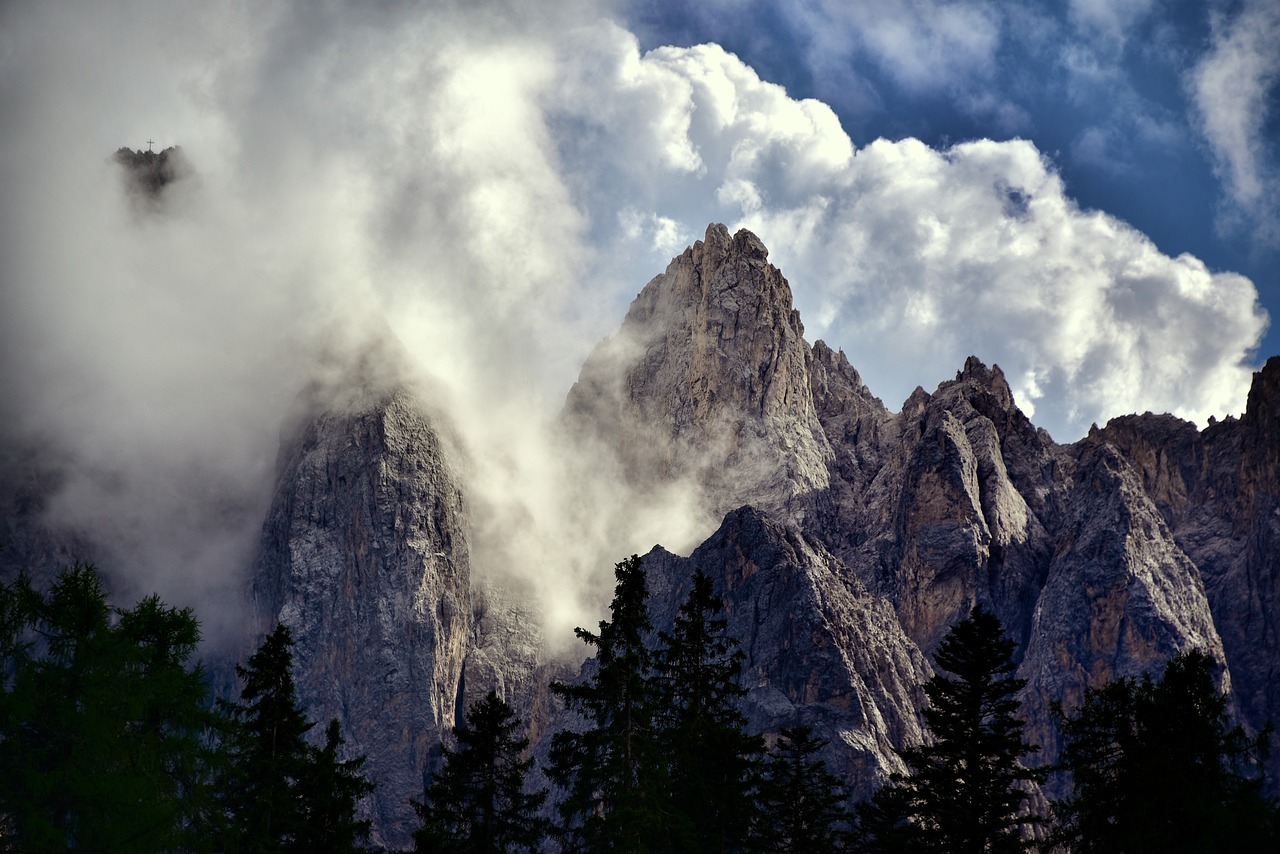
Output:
556,223,1272,800
250,381,471,849
564,223,834,526
642,507,931,795
1095,357,1280,770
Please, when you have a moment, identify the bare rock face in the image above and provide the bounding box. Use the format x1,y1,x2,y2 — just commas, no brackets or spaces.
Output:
1095,356,1280,768
870,359,1056,655
251,382,471,849
642,507,931,795
1018,437,1226,773
564,223,833,524
559,223,1268,796
462,581,573,750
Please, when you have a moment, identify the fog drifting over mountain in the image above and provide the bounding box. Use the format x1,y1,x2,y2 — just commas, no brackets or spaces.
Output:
0,1,1267,643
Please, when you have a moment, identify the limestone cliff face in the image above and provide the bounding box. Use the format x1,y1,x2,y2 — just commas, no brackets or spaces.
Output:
1017,437,1226,770
560,223,1261,795
1094,356,1280,762
564,223,833,523
250,383,471,849
242,225,1279,846
867,359,1057,655
463,581,573,750
642,507,931,794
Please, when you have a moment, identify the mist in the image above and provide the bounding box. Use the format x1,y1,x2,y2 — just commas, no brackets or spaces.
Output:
1,1,1266,650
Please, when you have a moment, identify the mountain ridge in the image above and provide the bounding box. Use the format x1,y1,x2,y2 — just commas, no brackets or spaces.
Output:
4,222,1276,849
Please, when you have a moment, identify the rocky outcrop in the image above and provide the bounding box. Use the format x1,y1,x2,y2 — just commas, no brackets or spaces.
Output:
866,358,1057,655
111,145,190,207
564,223,833,524
560,224,1270,796
1095,356,1280,767
642,507,931,794
1018,437,1225,772
462,581,573,750
250,381,471,849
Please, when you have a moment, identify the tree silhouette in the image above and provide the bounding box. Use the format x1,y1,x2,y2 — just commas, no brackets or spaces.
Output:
295,719,375,853
414,690,548,853
1051,649,1279,852
858,604,1043,852
752,725,852,852
0,564,219,851
219,623,373,853
547,555,666,853
652,569,763,851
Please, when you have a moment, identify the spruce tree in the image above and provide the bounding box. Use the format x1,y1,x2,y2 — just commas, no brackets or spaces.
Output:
752,725,852,852
219,623,374,853
413,690,549,853
0,565,220,852
652,569,763,852
1051,649,1279,852
219,624,314,852
295,720,376,853
859,604,1043,853
547,554,666,853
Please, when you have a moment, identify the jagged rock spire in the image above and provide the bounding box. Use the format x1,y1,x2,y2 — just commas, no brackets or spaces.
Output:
564,223,833,523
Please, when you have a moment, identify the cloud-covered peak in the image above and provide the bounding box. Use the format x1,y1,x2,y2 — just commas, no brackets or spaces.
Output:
0,1,1268,638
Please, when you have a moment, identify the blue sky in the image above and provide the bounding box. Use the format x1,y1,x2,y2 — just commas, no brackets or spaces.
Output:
625,0,1279,367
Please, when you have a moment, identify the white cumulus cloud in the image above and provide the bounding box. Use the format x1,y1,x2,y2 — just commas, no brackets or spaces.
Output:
542,23,1267,438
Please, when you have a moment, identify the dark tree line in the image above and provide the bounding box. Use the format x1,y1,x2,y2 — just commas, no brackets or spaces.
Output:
422,564,1278,854
1048,648,1278,853
6,561,1278,853
417,557,854,853
0,565,375,853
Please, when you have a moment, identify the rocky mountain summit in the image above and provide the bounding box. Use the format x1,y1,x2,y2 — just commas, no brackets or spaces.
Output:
111,145,190,207
561,223,1267,795
6,222,1277,849
235,224,1280,847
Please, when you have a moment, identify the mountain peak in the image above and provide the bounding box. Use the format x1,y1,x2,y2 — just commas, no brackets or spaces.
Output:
693,222,768,260
955,355,1010,393
111,145,190,204
564,224,830,520
1245,356,1280,431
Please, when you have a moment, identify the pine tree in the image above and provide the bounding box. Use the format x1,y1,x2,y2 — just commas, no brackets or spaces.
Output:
1051,649,1279,852
652,569,763,852
219,624,314,852
295,720,376,853
0,565,220,852
413,690,549,853
219,623,374,853
547,554,666,853
751,725,852,852
858,604,1043,853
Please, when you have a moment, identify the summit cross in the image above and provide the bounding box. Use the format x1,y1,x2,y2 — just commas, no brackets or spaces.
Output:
146,139,154,151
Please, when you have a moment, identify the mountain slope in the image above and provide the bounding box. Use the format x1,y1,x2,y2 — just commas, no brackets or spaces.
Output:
250,380,472,847
560,223,1252,795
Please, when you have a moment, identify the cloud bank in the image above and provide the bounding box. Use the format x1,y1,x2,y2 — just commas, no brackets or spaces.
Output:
0,2,1266,644
546,22,1266,434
